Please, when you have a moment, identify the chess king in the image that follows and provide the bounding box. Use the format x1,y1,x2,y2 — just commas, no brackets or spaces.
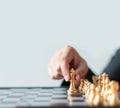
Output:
67,68,78,95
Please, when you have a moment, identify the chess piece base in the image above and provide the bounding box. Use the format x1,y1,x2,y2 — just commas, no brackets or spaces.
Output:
67,89,78,95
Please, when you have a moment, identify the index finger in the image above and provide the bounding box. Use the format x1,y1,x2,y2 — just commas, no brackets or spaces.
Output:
60,61,70,82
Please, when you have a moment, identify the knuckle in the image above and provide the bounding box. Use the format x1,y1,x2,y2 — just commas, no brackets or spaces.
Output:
56,66,60,72
52,74,58,79
64,45,74,52
50,71,61,79
55,49,60,54
50,75,56,79
64,45,73,50
61,55,67,63
49,72,57,79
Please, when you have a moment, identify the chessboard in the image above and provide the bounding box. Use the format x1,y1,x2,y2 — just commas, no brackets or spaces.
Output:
0,87,119,108
18,87,87,108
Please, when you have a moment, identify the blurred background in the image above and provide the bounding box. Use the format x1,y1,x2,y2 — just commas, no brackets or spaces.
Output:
0,0,120,87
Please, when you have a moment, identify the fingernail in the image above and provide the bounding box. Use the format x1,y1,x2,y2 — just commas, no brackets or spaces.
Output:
64,75,69,81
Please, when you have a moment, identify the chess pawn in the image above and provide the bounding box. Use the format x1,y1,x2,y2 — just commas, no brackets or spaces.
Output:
108,81,120,106
85,82,91,98
67,69,78,95
101,73,109,84
93,87,102,106
79,79,84,93
92,76,97,86
86,84,95,105
101,73,109,96
103,83,110,102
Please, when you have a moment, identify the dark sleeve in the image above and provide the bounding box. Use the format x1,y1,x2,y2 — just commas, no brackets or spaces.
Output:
103,48,120,83
85,68,95,82
61,68,95,87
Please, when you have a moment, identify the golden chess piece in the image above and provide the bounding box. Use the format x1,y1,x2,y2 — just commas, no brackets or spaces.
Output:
67,68,78,95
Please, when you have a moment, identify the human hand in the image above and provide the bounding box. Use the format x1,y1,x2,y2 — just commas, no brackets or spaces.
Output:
48,45,88,87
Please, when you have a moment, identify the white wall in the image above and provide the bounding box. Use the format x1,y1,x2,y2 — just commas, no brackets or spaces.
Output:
0,0,120,87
